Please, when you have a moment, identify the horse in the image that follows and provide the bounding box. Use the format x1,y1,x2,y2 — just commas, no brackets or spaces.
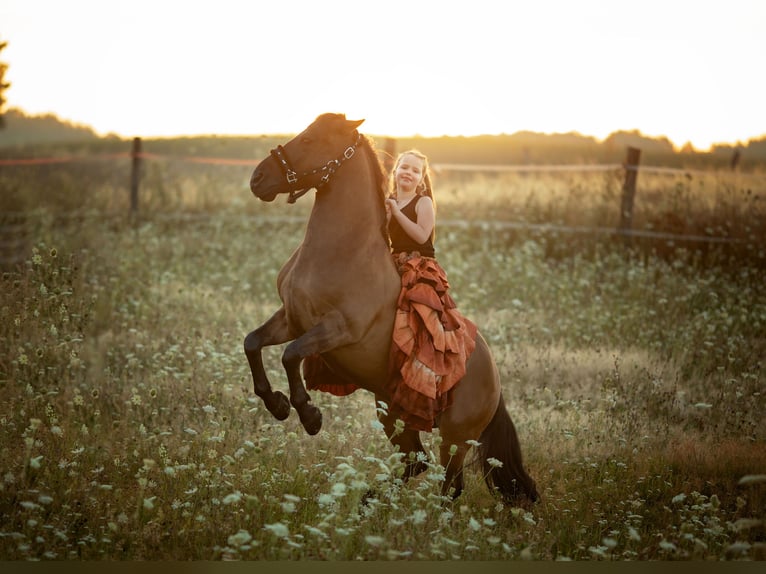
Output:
245,113,538,503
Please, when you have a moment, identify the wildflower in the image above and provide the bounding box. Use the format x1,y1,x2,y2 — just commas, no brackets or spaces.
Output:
331,483,347,498
281,501,296,513
227,529,252,547
602,537,618,549
364,535,386,547
738,474,766,485
304,525,327,539
487,457,503,469
143,497,156,510
411,509,427,525
264,522,290,538
223,492,243,505
202,404,217,414
29,456,43,469
49,248,57,258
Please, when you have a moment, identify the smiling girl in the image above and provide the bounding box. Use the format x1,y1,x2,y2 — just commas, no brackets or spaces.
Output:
384,150,477,432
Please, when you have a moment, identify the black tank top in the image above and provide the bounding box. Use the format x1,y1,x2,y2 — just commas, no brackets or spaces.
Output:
388,196,435,258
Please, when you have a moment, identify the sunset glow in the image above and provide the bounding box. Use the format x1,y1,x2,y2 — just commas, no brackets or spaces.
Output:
1,0,764,150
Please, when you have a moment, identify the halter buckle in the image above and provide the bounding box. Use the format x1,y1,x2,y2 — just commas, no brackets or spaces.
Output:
344,146,355,160
286,170,297,184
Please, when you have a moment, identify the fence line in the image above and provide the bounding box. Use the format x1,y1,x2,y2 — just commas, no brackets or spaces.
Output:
0,140,758,267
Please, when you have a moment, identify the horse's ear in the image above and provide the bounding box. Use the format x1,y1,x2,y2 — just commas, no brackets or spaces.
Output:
347,118,365,131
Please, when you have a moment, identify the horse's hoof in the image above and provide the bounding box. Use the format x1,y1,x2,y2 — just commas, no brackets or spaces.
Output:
299,404,322,435
268,391,291,421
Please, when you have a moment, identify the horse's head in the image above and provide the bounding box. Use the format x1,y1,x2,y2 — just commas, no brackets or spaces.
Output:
250,113,365,203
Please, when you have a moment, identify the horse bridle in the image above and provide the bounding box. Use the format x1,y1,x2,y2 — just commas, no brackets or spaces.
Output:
270,132,363,203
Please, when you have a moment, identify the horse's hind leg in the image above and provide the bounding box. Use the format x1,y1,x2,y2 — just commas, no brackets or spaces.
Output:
243,307,292,421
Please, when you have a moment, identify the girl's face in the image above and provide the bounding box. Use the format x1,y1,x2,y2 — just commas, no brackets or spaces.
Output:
395,153,425,193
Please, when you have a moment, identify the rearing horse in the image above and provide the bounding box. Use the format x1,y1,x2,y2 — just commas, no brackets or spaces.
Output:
245,113,537,503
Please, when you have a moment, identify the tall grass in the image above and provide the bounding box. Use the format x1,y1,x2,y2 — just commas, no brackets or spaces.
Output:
0,159,764,560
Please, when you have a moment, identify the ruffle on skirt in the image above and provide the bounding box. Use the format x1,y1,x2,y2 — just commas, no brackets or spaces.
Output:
303,253,477,432
387,254,477,431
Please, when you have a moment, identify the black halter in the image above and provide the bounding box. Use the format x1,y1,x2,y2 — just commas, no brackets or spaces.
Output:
270,132,363,203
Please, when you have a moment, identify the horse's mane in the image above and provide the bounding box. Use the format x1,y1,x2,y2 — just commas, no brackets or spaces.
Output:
358,133,392,243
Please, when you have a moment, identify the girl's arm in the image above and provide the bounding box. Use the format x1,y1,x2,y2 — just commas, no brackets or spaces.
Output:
390,196,434,244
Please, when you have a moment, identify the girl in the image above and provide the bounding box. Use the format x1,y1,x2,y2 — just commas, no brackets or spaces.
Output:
385,150,477,431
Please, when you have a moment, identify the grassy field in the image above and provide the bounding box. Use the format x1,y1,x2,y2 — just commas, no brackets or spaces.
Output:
1,155,765,561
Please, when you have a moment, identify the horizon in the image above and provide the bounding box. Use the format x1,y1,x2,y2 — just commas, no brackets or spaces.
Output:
2,0,764,152
6,106,762,152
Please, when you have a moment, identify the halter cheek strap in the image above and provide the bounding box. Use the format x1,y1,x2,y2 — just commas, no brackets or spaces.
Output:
269,132,363,203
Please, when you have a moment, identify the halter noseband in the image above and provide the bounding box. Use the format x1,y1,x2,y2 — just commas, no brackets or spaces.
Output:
270,132,363,203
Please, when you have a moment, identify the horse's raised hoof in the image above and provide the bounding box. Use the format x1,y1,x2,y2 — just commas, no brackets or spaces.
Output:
298,403,322,435
267,391,291,421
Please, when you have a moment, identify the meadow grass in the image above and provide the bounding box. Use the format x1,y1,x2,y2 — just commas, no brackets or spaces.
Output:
1,167,764,561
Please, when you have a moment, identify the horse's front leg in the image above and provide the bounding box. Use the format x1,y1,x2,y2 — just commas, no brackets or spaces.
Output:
281,310,356,435
439,441,470,499
243,307,292,421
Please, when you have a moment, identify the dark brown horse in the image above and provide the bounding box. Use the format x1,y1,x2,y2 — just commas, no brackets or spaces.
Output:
245,113,537,503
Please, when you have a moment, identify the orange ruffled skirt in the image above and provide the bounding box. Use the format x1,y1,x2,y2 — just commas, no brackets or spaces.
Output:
304,253,477,431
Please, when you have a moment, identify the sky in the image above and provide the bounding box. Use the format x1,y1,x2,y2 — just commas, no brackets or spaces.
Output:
1,0,764,150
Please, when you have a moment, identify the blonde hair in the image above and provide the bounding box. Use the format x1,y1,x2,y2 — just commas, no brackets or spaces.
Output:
391,149,435,210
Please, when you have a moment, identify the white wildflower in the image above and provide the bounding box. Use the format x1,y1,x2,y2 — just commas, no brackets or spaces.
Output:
365,535,386,547
227,529,252,547
222,492,243,505
264,522,290,538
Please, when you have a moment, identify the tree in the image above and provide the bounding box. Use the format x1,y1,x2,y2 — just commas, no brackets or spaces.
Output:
0,39,10,129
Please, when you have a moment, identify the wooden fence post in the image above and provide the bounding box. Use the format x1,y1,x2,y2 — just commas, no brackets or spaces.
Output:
130,137,142,215
619,146,641,242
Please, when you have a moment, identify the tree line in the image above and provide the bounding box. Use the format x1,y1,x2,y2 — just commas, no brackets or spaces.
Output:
1,106,764,171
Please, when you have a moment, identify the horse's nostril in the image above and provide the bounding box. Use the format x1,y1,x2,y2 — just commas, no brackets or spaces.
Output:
250,170,264,189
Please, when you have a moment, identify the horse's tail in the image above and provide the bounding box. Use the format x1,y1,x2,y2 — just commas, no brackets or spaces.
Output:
478,393,539,503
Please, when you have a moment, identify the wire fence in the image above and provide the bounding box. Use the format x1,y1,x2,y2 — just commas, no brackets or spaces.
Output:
1,141,760,266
